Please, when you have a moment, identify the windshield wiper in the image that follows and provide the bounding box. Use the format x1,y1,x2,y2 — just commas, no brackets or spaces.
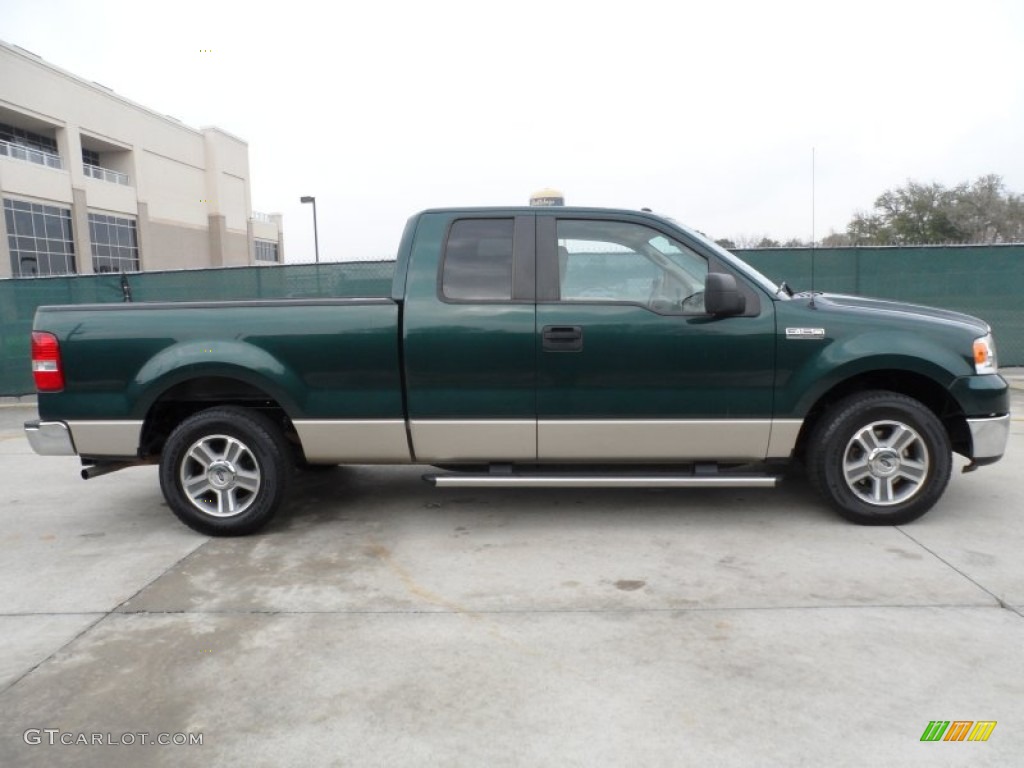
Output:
776,281,794,298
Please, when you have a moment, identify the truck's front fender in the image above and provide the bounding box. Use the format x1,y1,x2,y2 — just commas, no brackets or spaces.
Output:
775,330,971,418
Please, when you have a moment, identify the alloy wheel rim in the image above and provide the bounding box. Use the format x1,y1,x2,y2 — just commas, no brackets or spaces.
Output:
841,420,929,507
179,434,261,517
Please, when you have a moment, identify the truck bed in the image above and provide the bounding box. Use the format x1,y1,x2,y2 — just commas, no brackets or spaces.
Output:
34,298,405,424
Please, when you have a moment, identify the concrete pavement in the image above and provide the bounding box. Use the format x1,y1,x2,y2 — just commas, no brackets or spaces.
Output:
1,394,1022,767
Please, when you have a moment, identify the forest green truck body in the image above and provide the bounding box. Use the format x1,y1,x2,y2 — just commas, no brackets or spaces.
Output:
24,207,1011,533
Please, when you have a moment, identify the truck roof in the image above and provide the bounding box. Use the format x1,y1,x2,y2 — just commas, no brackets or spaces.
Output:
416,206,671,219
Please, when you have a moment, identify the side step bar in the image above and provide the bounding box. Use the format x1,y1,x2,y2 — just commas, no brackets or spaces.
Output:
425,473,779,489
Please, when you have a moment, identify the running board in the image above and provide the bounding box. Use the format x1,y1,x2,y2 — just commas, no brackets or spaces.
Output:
425,473,779,489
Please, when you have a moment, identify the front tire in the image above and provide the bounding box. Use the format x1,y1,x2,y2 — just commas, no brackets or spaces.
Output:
807,391,952,525
159,406,291,536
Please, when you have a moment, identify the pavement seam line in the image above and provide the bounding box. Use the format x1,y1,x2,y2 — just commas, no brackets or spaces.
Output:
0,536,213,698
895,527,1022,618
0,614,110,699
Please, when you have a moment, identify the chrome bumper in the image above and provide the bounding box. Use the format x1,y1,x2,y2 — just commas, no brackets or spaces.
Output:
967,414,1010,461
24,420,77,456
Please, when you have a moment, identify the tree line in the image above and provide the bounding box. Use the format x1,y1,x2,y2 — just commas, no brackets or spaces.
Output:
716,174,1024,248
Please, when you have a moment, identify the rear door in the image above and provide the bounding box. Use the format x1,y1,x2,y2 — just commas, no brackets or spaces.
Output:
403,212,537,462
535,214,777,462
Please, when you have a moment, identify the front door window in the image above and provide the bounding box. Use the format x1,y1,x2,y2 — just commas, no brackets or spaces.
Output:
557,220,709,314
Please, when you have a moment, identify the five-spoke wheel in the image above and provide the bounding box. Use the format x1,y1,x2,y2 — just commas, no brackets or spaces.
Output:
159,407,291,535
841,420,930,506
808,391,951,525
179,434,262,517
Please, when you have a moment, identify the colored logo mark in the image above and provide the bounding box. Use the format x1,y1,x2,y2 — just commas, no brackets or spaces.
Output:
920,721,997,742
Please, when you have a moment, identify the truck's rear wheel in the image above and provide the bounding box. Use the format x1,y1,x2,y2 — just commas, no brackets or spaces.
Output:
807,391,951,525
159,406,291,536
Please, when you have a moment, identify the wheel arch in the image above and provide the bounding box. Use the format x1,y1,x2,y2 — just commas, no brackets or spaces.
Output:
139,374,299,459
793,369,971,461
128,340,305,416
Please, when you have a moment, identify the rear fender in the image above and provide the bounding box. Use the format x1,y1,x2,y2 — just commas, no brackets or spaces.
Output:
129,340,304,419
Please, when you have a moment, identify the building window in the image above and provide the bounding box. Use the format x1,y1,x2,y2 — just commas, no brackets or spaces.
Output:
81,147,130,185
3,198,76,277
0,122,58,154
88,213,139,273
254,239,279,263
0,122,63,169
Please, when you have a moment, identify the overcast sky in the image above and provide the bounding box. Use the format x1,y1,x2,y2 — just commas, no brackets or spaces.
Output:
4,0,1023,261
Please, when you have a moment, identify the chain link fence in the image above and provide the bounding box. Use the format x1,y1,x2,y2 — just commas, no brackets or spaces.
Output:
1,247,1021,396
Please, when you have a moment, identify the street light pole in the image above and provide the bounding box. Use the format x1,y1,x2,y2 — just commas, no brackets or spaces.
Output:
300,196,320,263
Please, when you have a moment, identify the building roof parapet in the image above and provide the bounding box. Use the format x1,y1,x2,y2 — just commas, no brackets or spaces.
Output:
0,38,243,143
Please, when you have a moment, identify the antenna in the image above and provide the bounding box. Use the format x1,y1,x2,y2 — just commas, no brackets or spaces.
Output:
809,147,817,309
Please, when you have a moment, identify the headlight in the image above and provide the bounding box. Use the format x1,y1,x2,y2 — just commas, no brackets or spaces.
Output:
973,333,998,375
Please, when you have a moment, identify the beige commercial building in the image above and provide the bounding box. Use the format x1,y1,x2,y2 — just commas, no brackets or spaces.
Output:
0,39,283,278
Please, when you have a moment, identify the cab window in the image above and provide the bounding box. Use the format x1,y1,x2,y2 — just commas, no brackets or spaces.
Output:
441,219,514,301
556,220,709,314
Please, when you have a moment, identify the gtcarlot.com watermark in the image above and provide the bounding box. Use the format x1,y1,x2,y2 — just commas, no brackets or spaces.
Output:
24,729,203,747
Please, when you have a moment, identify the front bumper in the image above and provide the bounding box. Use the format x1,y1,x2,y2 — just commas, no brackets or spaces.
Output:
24,420,76,456
966,414,1010,461
948,374,1009,418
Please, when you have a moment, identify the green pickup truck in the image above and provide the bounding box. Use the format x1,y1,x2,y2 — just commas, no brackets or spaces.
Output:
25,207,1010,535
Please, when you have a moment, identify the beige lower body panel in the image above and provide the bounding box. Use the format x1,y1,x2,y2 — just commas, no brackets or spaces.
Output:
65,417,803,465
409,420,536,462
538,420,777,462
409,418,802,464
766,419,803,459
293,420,411,463
66,420,144,457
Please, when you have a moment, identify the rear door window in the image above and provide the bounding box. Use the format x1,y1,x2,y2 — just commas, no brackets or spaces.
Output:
441,219,514,301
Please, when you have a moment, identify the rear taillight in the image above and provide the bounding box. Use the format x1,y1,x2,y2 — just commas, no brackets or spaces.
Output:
31,331,64,391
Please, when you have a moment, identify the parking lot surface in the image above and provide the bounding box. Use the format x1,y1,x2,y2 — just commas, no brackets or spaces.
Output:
1,392,1022,767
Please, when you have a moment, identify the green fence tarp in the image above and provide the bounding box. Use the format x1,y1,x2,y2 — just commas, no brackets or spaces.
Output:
737,245,1024,371
0,261,395,396
1,247,1021,396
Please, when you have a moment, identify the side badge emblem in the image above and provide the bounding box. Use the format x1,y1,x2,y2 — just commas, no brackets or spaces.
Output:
786,328,826,339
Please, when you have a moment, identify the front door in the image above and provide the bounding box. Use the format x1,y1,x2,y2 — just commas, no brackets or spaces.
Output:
535,214,776,462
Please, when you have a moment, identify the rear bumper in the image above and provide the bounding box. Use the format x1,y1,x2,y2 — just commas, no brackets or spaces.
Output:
24,420,76,456
966,414,1010,461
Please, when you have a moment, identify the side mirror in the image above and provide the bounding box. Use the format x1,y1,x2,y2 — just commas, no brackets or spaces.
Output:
704,273,746,316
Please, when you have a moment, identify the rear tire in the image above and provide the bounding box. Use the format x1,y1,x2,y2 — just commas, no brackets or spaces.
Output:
807,391,951,525
159,406,291,536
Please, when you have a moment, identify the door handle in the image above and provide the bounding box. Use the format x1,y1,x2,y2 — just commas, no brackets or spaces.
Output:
542,325,583,352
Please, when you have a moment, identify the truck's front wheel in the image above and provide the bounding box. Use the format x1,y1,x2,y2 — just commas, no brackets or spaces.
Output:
807,391,952,525
159,406,291,536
